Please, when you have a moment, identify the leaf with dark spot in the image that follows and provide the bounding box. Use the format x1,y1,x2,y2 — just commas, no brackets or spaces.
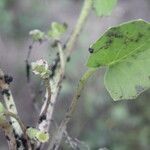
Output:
87,19,150,100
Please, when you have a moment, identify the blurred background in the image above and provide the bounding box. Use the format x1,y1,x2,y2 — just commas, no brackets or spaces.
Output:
0,0,150,149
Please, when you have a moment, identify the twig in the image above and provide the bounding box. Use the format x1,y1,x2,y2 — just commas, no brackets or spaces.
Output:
48,68,97,150
3,111,32,150
65,0,93,59
36,42,65,149
3,111,26,134
37,0,93,149
57,41,65,83
0,68,31,150
0,107,17,150
64,130,90,150
38,78,51,131
0,69,23,136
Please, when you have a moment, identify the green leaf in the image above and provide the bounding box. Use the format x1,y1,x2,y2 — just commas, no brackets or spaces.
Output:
48,22,67,39
87,19,150,100
93,0,118,16
27,127,49,143
29,29,46,42
36,131,49,143
31,59,50,79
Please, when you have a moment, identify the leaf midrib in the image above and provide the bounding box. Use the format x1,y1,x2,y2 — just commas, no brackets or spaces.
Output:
108,38,150,66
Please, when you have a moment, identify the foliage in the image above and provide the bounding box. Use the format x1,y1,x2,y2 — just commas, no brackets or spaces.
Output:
31,59,50,79
93,0,118,16
0,0,150,150
29,30,46,42
27,127,49,143
48,22,67,39
87,20,150,100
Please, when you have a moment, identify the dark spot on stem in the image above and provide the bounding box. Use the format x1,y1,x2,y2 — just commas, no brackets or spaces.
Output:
4,74,13,84
5,135,10,141
1,89,10,97
20,136,28,149
26,60,30,82
50,101,54,106
63,44,66,49
16,140,21,148
39,114,47,124
29,45,32,50
77,94,81,99
66,115,71,119
9,104,14,109
50,55,60,78
9,121,12,125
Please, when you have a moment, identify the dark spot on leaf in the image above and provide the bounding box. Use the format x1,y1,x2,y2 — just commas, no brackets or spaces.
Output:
130,38,134,42
138,32,144,38
131,54,137,59
119,95,123,99
106,31,123,38
135,85,145,95
106,39,113,45
135,38,139,42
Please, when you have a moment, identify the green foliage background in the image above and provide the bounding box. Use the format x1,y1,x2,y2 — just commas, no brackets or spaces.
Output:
0,0,149,149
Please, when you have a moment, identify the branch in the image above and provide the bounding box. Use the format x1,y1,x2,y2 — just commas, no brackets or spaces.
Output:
65,0,93,58
64,130,90,150
3,111,32,150
48,68,97,150
37,0,93,149
0,68,31,150
0,69,23,135
36,42,65,149
0,105,17,150
38,78,51,131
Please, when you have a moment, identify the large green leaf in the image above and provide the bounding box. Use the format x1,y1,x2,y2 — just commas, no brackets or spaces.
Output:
87,19,150,100
93,0,118,16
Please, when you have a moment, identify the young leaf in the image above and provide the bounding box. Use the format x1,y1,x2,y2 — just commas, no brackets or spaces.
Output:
48,22,67,39
93,0,118,16
26,127,49,143
29,29,46,42
31,59,50,79
87,19,150,100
